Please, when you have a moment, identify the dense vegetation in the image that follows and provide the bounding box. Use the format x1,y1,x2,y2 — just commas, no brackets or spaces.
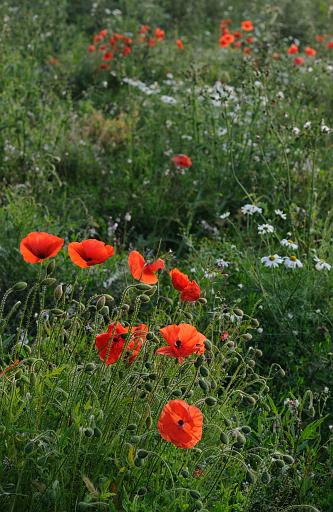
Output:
0,1,332,511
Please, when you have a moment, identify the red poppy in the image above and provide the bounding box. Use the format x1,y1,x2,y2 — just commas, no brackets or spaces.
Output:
170,268,201,302
139,25,150,34
103,51,113,61
156,323,206,364
171,154,192,168
155,28,165,41
287,44,299,55
304,46,316,57
68,239,114,268
176,39,184,49
220,18,232,30
94,34,103,44
246,37,254,44
20,232,64,264
48,57,59,65
148,38,156,47
233,31,242,39
241,20,254,32
234,41,242,49
219,33,235,48
128,251,164,284
327,41,333,49
99,44,107,52
294,56,304,66
99,29,107,38
315,35,325,43
95,322,148,365
157,399,203,448
243,47,252,55
88,44,96,53
221,331,229,342
122,46,132,56
100,64,109,70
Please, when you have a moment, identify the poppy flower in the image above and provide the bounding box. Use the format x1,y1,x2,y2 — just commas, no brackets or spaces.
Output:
171,154,192,168
287,44,299,55
95,322,148,365
294,56,304,66
304,46,316,57
170,268,201,302
327,41,333,49
88,44,96,53
48,57,59,65
246,36,254,44
68,239,114,268
94,34,103,44
99,29,108,38
176,39,184,49
103,51,114,61
315,35,325,43
156,323,206,364
241,20,254,32
128,251,165,284
219,33,235,48
100,64,109,70
234,41,242,49
220,18,232,30
157,399,203,448
20,232,64,264
139,25,150,34
99,44,107,52
155,28,165,41
148,38,156,47
122,46,132,57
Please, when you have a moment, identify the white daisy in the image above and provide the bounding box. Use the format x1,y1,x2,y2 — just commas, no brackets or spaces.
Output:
216,258,230,268
292,127,300,136
219,211,230,220
314,257,331,271
241,204,262,215
275,209,287,220
280,239,298,250
261,254,283,268
161,95,177,105
258,224,274,235
304,121,311,129
284,256,303,269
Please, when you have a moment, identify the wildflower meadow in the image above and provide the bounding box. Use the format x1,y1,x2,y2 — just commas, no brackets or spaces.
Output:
0,1,332,511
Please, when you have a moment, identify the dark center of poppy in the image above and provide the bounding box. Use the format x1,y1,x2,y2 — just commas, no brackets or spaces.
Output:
178,419,184,426
175,339,182,348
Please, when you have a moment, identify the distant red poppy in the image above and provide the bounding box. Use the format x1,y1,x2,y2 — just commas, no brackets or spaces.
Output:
287,44,299,55
128,251,164,284
99,44,107,52
155,28,165,41
176,39,184,49
99,29,107,38
246,36,254,44
241,20,254,32
171,154,192,168
315,35,325,43
148,38,156,47
294,56,304,66
243,47,252,55
122,46,132,56
103,51,113,61
139,25,150,34
157,399,203,448
100,64,109,70
221,331,229,342
326,41,333,49
219,33,235,48
68,239,114,268
233,31,242,39
48,57,59,65
20,232,64,264
220,18,232,30
156,323,206,364
94,34,103,44
88,44,96,53
95,322,148,365
170,268,201,302
234,41,242,49
304,46,316,57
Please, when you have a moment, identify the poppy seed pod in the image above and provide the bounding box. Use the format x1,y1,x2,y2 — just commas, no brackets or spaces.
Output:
234,308,244,317
12,282,28,291
54,284,63,301
242,333,253,341
96,296,106,310
246,469,256,483
137,449,149,459
198,297,207,304
205,396,217,406
46,260,56,275
139,294,150,303
41,277,57,287
220,432,229,444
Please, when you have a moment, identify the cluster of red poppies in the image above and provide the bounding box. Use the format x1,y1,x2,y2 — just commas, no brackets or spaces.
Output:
287,38,333,65
219,18,255,54
19,230,205,448
87,25,185,70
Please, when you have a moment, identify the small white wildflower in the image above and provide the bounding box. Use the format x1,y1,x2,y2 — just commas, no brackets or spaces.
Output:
257,327,263,334
292,127,301,136
124,212,131,222
261,254,283,268
304,121,311,129
219,211,230,220
276,91,285,100
284,256,303,269
324,386,329,394
161,95,177,105
275,209,287,220
320,124,330,134
258,224,274,235
281,239,298,250
314,257,331,271
241,204,262,215
215,258,230,268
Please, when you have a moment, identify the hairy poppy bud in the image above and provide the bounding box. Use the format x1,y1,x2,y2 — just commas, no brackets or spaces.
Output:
198,297,207,304
137,283,154,291
199,366,209,377
246,469,256,483
189,490,201,499
194,500,203,510
181,468,189,478
308,406,315,417
41,277,57,287
234,431,246,448
127,423,137,431
255,349,263,357
205,396,217,406
144,286,157,296
251,318,260,328
282,454,294,465
248,359,256,368
160,296,174,305
146,416,153,429
46,260,56,275
144,383,153,392
261,469,271,484
100,305,109,316
198,378,209,392
139,294,150,303
54,284,63,301
242,333,253,341
83,427,94,438
194,356,204,368
85,363,96,373
51,308,66,317
96,296,106,310
122,303,130,312
172,389,183,397
134,456,144,467
245,395,256,405
240,426,251,434
12,282,28,291
234,308,244,317
30,372,37,386
104,294,114,303
204,339,212,350
273,458,285,468
137,449,149,459
137,487,147,496
220,432,229,444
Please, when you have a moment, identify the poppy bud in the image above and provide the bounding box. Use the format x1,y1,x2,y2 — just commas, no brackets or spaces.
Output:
139,294,150,303
248,359,256,368
189,490,201,499
137,487,147,496
122,304,130,312
181,468,189,478
137,449,149,459
198,378,209,392
194,501,203,510
245,395,257,405
54,284,63,301
172,389,183,397
63,319,72,328
255,349,263,357
144,383,153,392
136,283,154,291
251,318,260,327
194,356,204,368
100,305,109,316
205,396,217,406
184,312,193,321
46,260,56,275
96,296,106,310
198,298,207,304
204,339,212,350
161,296,174,305
240,426,251,434
146,416,153,429
83,427,94,438
149,372,157,380
51,308,66,317
220,432,229,444
144,286,157,296
273,458,285,468
282,454,294,465
104,294,114,303
246,469,256,483
85,363,96,373
308,406,315,417
185,390,194,398
11,301,22,313
242,333,253,341
234,308,244,317
234,431,246,448
30,372,37,386
199,366,209,377
261,469,271,484
127,423,137,431
134,456,144,467
41,277,57,287
12,282,28,291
